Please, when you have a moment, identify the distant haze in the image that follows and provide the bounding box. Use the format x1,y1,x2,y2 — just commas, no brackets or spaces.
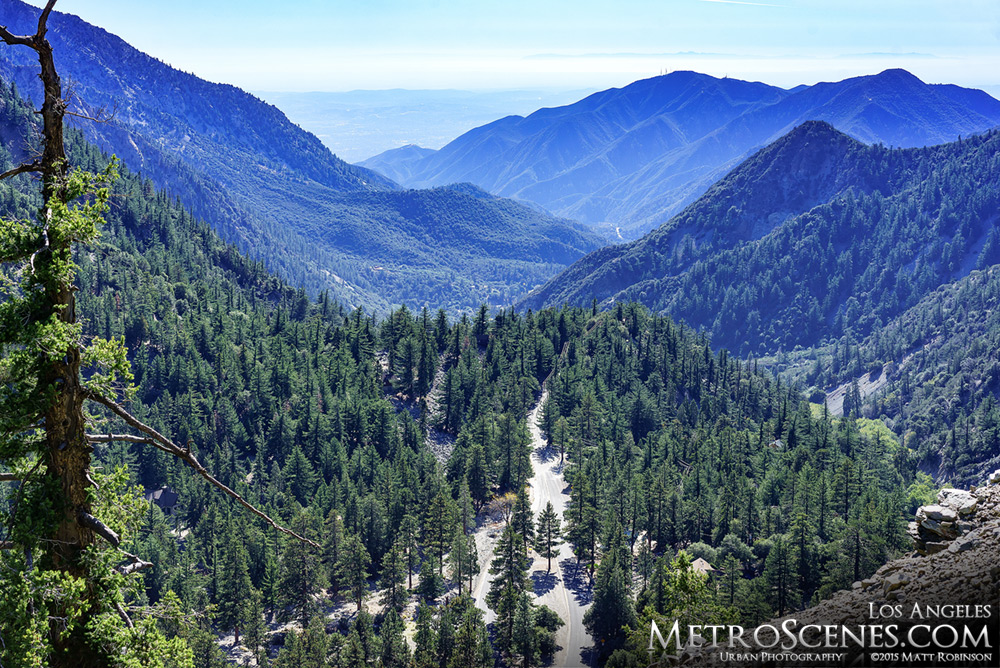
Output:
255,89,595,163
20,1,1000,94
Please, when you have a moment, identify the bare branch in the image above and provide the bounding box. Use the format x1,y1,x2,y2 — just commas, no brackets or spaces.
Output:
77,511,120,548
0,541,16,550
0,162,43,181
65,110,111,123
86,392,320,549
0,473,20,483
118,558,154,576
114,600,134,629
0,25,35,48
87,434,156,446
87,432,180,458
37,0,59,38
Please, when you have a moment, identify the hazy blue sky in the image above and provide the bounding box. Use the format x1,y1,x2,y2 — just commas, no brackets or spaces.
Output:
26,0,1000,93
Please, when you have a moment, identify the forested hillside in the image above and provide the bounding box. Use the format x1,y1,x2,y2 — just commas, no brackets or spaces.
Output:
0,0,603,311
2,87,924,667
773,265,1000,487
523,122,1000,356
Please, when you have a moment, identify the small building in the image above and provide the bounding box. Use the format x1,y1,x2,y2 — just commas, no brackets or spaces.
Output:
690,557,720,577
145,486,179,515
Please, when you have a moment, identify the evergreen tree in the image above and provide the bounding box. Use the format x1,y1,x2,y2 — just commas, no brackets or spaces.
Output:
486,524,530,655
449,529,480,595
583,544,636,659
398,513,421,590
422,486,455,575
216,536,253,645
275,616,328,668
338,533,371,611
513,593,539,668
379,536,409,611
379,609,412,668
323,511,346,595
465,445,491,511
279,510,326,624
510,485,535,549
448,604,493,668
413,603,438,668
534,501,562,573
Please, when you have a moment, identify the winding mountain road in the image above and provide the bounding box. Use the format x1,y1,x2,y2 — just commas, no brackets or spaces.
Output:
469,390,593,666
525,390,594,668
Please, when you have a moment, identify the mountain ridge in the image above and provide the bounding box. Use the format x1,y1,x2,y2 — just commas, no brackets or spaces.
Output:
519,121,1000,356
363,69,1000,236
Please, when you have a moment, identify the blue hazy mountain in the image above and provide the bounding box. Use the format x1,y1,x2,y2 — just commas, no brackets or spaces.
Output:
0,0,602,310
520,121,1000,355
364,69,1000,237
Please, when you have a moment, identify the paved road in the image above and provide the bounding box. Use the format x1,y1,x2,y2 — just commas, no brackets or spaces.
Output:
470,390,594,666
526,391,594,668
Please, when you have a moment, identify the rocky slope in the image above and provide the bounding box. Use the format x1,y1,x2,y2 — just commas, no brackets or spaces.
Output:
677,474,1000,667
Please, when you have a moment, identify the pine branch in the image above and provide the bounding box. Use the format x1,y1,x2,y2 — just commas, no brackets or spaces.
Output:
85,392,320,548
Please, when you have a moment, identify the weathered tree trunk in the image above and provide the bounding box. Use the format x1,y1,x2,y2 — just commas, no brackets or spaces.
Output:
2,5,100,665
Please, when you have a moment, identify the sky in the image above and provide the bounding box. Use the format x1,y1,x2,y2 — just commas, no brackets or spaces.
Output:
24,0,1000,94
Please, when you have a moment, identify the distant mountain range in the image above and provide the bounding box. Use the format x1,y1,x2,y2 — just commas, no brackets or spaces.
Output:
520,121,1000,355
0,0,602,311
363,69,1000,237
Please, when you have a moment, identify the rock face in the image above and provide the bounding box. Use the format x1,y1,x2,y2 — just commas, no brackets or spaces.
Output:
909,488,981,553
678,478,1000,667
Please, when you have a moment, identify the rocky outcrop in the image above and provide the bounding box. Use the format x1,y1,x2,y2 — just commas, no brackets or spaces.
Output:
909,488,979,554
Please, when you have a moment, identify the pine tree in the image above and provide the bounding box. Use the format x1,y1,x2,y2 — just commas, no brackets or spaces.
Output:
423,486,455,575
379,609,412,668
379,536,409,611
513,593,539,668
465,445,491,511
762,536,797,616
510,485,535,549
241,588,267,661
216,537,253,645
583,544,636,658
534,501,563,573
486,524,530,654
449,529,479,595
275,616,328,668
398,513,420,590
417,558,445,603
448,604,493,668
279,510,326,624
437,603,457,667
413,604,438,668
323,511,346,595
338,533,371,611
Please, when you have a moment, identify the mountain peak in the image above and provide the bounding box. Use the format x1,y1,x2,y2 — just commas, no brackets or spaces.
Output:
872,67,923,82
